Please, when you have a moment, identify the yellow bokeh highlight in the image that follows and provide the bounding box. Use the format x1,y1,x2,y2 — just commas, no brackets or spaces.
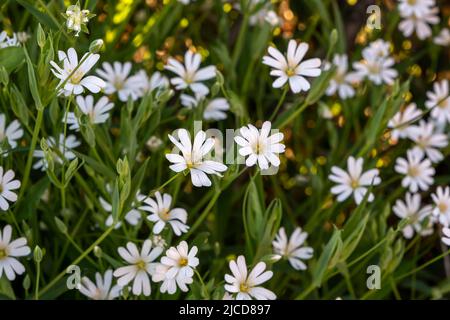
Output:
113,0,134,25
180,18,189,28
223,3,232,13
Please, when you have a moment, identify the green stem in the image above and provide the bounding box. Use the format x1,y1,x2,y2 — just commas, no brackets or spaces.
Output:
396,248,450,281
180,191,221,241
17,108,44,203
35,261,40,300
38,225,115,297
61,97,72,210
269,86,288,122
231,13,250,69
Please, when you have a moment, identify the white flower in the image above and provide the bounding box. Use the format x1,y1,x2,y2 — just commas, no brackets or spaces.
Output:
204,98,230,121
408,120,448,163
425,80,450,125
96,62,142,102
50,48,105,96
363,39,391,59
397,0,435,18
224,255,276,300
166,129,227,187
0,225,30,280
0,31,19,48
151,235,167,249
234,121,285,170
152,241,199,294
79,270,122,300
139,192,189,236
64,3,92,36
0,114,23,150
353,41,398,85
113,240,163,296
387,103,422,141
249,7,280,27
431,186,450,226
325,54,358,99
130,70,170,96
329,156,381,204
65,95,114,131
165,50,216,96
272,227,313,270
16,32,29,44
33,134,81,171
99,197,142,229
262,40,322,93
434,28,450,46
395,150,435,193
146,136,163,152
393,193,433,239
0,168,21,211
180,93,201,109
180,94,230,121
441,227,450,246
398,7,439,40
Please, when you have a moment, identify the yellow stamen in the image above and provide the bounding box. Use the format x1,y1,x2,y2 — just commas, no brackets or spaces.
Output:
179,257,188,267
240,282,249,293
136,260,146,270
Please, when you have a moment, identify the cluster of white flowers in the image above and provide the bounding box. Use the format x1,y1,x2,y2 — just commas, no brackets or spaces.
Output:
385,79,450,241
353,39,398,85
397,0,440,40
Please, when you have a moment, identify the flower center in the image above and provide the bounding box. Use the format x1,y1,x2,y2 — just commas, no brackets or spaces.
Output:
286,67,296,77
368,63,380,74
407,0,416,5
179,257,188,267
350,179,359,189
136,260,147,271
334,72,345,84
114,77,124,90
253,140,265,155
438,99,448,109
438,203,449,213
158,208,171,221
70,69,85,84
0,248,7,260
408,166,420,177
239,282,250,293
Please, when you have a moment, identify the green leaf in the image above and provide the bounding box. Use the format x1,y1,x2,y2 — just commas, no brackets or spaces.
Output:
23,47,43,110
0,277,15,300
16,0,59,30
0,47,25,73
313,227,342,287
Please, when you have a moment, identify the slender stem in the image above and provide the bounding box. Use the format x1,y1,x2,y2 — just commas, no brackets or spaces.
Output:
38,225,115,297
17,108,44,203
180,191,221,241
269,86,288,122
148,173,182,196
61,97,72,210
390,277,401,300
194,269,210,299
231,13,250,69
8,210,22,234
35,261,41,300
396,248,450,281
277,100,308,129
